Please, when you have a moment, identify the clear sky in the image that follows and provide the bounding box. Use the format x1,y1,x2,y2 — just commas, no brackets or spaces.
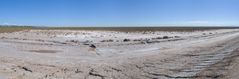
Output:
0,0,238,26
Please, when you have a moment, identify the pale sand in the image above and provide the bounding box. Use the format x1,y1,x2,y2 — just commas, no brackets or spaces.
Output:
0,29,239,79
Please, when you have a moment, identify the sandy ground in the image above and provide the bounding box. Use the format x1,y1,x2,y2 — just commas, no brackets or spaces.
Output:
0,29,239,79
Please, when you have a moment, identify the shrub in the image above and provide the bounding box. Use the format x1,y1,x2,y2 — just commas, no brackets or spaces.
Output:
133,39,141,41
163,36,169,39
67,40,79,43
123,39,130,42
101,39,114,42
156,37,162,39
174,36,180,38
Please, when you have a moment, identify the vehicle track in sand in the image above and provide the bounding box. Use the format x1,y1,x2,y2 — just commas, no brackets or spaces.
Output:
0,30,239,79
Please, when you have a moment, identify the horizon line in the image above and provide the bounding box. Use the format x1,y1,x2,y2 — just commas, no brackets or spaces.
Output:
0,25,239,27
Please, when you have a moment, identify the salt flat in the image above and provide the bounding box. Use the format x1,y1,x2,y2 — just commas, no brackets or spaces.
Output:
0,29,239,79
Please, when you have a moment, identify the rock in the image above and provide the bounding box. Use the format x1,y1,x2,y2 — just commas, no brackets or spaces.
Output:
90,44,96,48
123,39,130,42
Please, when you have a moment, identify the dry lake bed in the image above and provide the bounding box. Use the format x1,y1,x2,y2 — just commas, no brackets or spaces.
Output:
0,28,239,79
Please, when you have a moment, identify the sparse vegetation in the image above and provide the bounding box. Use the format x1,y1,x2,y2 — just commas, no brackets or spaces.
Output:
133,39,142,41
66,40,79,43
101,39,114,42
154,37,163,39
0,26,32,33
36,27,239,32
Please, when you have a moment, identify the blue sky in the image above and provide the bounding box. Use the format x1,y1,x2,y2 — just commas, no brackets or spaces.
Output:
0,0,238,26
